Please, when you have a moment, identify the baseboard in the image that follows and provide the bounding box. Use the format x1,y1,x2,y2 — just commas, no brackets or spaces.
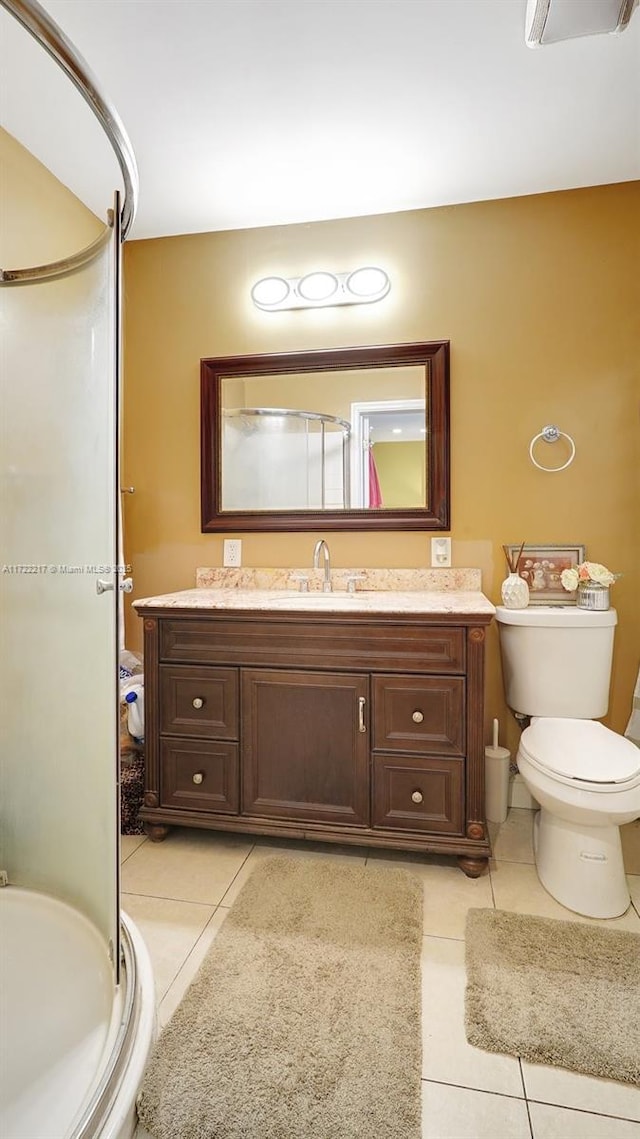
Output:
508,773,538,810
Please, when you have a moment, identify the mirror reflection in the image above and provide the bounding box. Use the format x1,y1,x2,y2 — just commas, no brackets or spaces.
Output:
200,342,450,533
220,367,426,512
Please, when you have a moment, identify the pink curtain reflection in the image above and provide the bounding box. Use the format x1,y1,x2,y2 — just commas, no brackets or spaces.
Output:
368,447,383,508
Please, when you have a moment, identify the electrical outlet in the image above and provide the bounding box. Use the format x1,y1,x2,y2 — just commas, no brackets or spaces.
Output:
431,537,451,567
223,539,242,567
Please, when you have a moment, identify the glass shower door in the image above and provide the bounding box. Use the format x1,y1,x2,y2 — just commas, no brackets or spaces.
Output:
0,235,120,963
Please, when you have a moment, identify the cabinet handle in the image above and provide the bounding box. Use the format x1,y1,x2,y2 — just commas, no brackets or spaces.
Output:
192,697,204,709
412,710,424,724
358,696,366,733
192,772,204,785
411,790,423,804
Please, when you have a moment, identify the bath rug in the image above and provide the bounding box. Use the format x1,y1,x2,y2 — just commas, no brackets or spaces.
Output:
137,856,423,1139
465,907,640,1085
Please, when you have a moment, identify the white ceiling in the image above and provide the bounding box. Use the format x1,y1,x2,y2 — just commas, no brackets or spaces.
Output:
1,0,639,241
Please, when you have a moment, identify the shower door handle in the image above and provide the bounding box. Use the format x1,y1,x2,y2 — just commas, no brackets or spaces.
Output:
97,577,133,595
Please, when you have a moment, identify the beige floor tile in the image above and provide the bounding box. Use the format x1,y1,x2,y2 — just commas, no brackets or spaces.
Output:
622,820,640,875
529,1101,640,1138
422,936,523,1096
489,808,535,864
120,834,146,863
220,837,366,906
421,1082,531,1138
522,1063,640,1123
122,892,215,1002
367,855,494,940
490,860,640,931
629,875,640,913
158,906,230,1030
121,827,253,905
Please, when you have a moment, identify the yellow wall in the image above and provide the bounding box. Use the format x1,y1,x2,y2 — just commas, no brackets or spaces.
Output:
373,441,425,508
0,127,102,264
122,183,640,751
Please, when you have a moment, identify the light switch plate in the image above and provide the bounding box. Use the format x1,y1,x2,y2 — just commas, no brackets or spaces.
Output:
223,539,242,567
431,537,451,567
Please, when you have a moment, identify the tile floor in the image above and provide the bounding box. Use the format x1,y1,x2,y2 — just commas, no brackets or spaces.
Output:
123,809,640,1139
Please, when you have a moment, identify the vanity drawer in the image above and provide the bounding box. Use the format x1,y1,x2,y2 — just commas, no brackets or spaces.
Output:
159,666,238,738
159,618,465,673
160,738,239,813
372,675,465,755
372,754,464,834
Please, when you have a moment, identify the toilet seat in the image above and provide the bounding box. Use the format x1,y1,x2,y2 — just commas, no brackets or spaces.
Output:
520,718,640,792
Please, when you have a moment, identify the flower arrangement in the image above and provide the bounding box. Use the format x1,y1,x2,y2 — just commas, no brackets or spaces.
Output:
561,561,617,592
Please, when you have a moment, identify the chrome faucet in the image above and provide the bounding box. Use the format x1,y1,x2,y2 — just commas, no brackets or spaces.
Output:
313,539,332,593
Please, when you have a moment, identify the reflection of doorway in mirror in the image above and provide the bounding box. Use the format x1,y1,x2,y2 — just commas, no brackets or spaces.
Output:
350,400,427,509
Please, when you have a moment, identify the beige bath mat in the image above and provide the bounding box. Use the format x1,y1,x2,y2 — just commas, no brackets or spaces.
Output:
465,907,640,1085
138,856,423,1138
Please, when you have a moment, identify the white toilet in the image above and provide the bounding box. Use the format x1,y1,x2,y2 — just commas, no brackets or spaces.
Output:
495,605,640,918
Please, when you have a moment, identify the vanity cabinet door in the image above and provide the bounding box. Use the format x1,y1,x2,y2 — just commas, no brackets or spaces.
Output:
242,669,370,826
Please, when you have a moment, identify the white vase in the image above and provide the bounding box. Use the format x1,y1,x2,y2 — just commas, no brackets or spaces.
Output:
501,572,530,609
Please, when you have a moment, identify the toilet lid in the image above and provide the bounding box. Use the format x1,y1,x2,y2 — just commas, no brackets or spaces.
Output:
520,719,640,784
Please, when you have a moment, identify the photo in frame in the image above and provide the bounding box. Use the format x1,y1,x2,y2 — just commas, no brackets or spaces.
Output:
506,544,586,605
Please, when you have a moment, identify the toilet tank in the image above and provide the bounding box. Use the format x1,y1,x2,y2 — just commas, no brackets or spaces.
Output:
495,606,617,718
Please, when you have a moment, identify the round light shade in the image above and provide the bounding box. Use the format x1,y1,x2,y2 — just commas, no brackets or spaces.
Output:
297,271,339,302
345,266,390,300
251,276,290,308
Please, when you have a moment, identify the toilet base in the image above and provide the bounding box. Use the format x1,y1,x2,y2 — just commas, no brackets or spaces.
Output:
534,809,630,919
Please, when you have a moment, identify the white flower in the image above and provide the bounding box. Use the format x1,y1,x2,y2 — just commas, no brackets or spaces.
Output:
561,560,618,592
561,567,579,592
584,562,615,587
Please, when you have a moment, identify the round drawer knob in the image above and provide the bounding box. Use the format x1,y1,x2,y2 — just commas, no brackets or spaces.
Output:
412,710,424,724
192,772,204,785
411,790,423,804
192,697,204,709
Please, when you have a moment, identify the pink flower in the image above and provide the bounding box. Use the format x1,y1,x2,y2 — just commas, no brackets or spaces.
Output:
561,561,618,592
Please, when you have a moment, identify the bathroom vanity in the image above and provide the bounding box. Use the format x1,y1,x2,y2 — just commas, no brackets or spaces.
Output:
134,574,494,876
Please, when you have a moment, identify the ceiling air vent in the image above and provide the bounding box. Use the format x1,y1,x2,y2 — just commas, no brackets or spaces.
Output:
525,0,638,46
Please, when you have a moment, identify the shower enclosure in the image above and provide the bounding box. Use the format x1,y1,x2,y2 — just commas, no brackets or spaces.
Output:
222,407,351,511
0,2,153,1136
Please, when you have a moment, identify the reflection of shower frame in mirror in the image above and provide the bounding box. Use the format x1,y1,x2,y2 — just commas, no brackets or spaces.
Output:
200,341,450,532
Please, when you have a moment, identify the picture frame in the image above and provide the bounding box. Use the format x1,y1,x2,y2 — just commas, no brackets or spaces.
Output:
506,543,586,605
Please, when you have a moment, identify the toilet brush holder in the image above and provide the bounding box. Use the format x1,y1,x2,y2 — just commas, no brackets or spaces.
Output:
485,744,511,824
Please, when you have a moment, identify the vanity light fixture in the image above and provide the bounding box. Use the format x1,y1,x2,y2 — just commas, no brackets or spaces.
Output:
250,276,290,308
250,266,390,311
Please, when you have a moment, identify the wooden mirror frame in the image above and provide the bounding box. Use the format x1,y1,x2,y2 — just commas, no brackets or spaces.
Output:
201,340,450,532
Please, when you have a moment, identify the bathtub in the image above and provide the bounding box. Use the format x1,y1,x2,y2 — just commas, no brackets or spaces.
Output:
0,887,154,1139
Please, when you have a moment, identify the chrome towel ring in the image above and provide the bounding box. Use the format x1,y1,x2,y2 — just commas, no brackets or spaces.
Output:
529,424,576,472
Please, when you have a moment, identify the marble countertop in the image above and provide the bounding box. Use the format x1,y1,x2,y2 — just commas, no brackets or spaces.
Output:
133,586,495,616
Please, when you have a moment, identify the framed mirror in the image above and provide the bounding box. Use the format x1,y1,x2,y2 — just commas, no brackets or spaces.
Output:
201,341,450,532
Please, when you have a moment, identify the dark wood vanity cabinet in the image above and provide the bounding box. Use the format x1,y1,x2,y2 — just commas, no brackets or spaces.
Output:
138,607,492,876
